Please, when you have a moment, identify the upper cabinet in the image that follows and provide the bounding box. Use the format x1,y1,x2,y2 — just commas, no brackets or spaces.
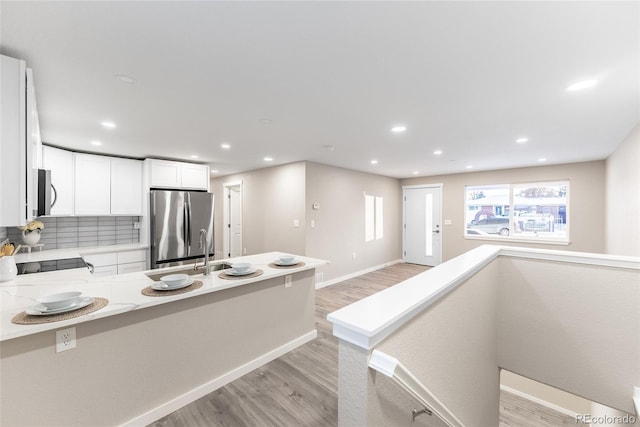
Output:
147,159,209,191
110,158,142,215
74,153,112,215
41,148,143,217
0,55,37,226
42,146,74,215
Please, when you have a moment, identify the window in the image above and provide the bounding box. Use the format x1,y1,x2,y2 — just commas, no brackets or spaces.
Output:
465,181,568,242
365,194,383,242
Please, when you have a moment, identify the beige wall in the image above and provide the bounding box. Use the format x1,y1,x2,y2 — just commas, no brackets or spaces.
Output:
304,162,402,282
211,162,307,258
212,161,403,283
606,123,640,257
401,161,606,261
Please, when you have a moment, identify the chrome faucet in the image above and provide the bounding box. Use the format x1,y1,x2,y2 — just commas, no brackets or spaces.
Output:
199,228,211,275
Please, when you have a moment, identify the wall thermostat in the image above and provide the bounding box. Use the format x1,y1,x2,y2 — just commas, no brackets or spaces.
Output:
312,202,320,210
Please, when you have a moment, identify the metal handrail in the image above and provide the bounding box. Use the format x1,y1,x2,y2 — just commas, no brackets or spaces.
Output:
369,349,465,427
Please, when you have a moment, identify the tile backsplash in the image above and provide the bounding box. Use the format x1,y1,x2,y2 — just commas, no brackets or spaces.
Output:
6,216,140,250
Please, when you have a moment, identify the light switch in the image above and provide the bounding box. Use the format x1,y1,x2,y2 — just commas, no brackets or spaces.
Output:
444,219,452,225
311,220,315,228
293,219,300,228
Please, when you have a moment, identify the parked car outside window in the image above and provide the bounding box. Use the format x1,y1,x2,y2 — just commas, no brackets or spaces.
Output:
467,217,510,236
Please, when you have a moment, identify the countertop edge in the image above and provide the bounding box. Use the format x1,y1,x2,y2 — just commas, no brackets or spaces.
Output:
1,252,328,342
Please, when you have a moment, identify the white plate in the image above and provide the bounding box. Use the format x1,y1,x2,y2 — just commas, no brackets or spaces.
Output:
225,267,257,276
26,297,95,316
152,278,195,291
274,259,298,266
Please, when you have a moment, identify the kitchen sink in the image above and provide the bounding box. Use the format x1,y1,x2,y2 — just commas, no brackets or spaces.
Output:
145,262,232,282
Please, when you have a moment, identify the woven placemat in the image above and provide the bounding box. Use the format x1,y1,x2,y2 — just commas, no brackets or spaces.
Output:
12,297,109,325
268,261,306,269
141,280,203,297
218,269,264,280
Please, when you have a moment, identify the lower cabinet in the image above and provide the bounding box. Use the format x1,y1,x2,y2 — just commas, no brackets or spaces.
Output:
84,249,147,277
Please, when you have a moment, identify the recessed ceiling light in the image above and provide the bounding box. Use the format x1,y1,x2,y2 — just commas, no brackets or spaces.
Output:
101,121,116,129
221,143,231,149
566,79,597,92
323,144,335,151
371,159,378,165
190,155,199,159
466,165,473,169
264,157,273,162
90,140,102,146
262,119,273,124
115,74,137,84
516,137,528,144
391,125,407,133
538,157,547,162
210,170,219,174
412,171,419,175
433,150,443,155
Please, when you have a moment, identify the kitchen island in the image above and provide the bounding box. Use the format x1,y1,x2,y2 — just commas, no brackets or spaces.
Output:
0,252,327,426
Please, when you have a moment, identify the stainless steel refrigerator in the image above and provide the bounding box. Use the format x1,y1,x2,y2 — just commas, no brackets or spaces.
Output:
149,190,214,268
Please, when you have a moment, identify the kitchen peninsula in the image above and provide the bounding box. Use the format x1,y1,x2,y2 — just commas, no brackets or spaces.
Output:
1,252,327,426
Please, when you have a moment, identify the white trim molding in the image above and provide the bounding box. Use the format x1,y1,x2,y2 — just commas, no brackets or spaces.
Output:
316,259,403,289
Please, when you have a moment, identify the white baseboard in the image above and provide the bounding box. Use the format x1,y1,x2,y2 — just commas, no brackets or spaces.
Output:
315,259,403,289
121,329,318,427
500,384,580,419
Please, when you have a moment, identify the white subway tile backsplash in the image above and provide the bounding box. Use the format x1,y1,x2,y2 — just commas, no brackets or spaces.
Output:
4,216,140,250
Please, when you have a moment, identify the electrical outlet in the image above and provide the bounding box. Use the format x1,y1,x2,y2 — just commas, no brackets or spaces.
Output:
56,327,76,353
285,275,292,288
352,252,357,260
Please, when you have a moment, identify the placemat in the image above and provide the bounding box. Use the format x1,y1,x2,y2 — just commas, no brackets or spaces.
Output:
12,297,109,325
218,269,264,280
141,280,203,297
268,261,306,269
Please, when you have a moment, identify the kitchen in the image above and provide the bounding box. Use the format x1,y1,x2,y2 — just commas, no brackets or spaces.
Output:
1,1,639,426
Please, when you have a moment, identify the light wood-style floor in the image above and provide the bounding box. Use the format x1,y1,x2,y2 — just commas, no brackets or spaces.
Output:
150,263,579,427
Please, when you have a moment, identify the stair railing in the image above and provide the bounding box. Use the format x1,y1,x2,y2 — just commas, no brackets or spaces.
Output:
369,349,465,427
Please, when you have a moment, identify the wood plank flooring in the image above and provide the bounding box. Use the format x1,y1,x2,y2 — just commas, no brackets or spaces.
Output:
149,263,578,427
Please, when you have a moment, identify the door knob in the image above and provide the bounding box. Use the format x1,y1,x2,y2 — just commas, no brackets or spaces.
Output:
432,230,440,233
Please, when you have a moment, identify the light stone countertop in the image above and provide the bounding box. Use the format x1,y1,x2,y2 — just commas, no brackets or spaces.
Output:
1,252,328,342
13,243,149,263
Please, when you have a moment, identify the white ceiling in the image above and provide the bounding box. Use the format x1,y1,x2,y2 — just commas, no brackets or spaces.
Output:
1,1,638,178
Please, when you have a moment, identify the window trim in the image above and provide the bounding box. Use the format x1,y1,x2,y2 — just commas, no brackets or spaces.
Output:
464,180,570,244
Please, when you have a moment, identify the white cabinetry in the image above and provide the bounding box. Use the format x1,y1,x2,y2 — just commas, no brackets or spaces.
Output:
148,159,209,191
84,249,147,277
111,158,142,215
74,154,111,215
0,55,36,226
43,149,143,216
83,253,118,277
42,146,74,215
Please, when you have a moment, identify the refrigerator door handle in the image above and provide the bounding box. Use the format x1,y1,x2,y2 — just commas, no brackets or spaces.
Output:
186,195,192,255
183,201,189,255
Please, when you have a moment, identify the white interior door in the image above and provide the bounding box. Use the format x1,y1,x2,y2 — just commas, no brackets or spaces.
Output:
229,185,242,257
223,182,243,259
403,185,442,266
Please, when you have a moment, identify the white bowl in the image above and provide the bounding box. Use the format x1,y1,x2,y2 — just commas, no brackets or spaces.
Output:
279,255,295,264
231,263,251,273
39,291,82,310
160,273,189,287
